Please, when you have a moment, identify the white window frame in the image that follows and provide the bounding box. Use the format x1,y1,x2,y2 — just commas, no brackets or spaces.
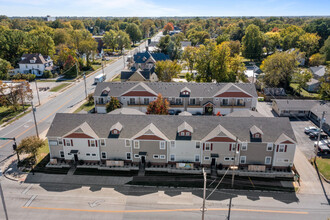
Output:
222,98,229,105
267,143,273,151
236,98,244,106
65,139,71,147
255,133,260,138
160,155,165,159
100,139,106,146
231,143,236,152
265,156,272,165
195,155,200,162
180,131,185,136
204,156,210,161
57,138,63,145
170,141,175,148
170,154,175,161
92,153,96,156
205,143,211,151
279,144,285,152
134,140,140,149
186,131,190,136
90,140,96,147
86,153,90,156
241,143,248,151
113,130,118,134
101,152,107,159
240,156,246,164
125,139,131,147
153,154,159,159
59,150,64,158
247,98,251,101
49,140,58,146
160,141,166,150
134,154,140,158
126,152,131,160
196,142,200,149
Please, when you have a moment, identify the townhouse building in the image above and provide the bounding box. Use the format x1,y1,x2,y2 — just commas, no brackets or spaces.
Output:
94,82,258,115
47,113,296,171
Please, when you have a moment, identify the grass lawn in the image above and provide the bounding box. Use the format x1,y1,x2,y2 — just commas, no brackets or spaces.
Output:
0,105,30,125
73,101,95,113
316,157,330,180
290,83,320,99
110,74,121,82
50,83,70,92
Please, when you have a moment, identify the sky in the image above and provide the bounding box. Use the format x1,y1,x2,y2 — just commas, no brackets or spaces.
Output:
0,0,329,17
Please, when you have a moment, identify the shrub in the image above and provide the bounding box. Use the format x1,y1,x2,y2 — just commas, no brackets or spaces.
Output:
42,70,53,78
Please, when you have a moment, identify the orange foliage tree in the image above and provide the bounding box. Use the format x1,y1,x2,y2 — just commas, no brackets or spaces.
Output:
164,22,174,34
146,94,169,115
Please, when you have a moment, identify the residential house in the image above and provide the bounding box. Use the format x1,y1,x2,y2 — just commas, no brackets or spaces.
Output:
94,82,258,115
120,67,158,82
47,113,297,173
304,66,326,92
310,66,326,80
272,99,330,135
132,51,169,70
10,54,55,77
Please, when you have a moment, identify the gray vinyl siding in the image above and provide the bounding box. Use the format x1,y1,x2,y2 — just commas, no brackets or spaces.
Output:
100,139,127,160
132,140,167,163
240,143,273,165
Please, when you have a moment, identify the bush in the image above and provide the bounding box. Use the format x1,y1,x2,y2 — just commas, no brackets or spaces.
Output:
11,73,36,82
87,93,94,105
42,70,53,78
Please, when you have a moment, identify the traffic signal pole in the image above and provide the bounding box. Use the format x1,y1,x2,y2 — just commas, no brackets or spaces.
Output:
0,137,20,163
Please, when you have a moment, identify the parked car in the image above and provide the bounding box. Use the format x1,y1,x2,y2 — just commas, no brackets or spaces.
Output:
314,140,330,147
304,126,320,134
315,143,330,155
168,109,175,115
309,131,328,140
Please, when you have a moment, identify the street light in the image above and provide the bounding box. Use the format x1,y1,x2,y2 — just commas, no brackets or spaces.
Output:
0,169,9,220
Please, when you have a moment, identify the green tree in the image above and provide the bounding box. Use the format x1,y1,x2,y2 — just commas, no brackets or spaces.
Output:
280,25,305,50
78,38,97,68
0,58,12,80
117,30,131,54
297,33,320,59
242,24,264,60
125,23,142,45
261,52,298,89
309,53,325,66
155,60,182,82
182,46,197,73
264,32,281,55
70,20,85,30
146,94,169,115
216,34,230,45
292,70,313,95
16,136,45,164
106,96,121,113
319,67,329,100
103,30,118,52
0,29,27,65
53,28,70,46
26,30,56,55
320,36,330,61
141,19,154,38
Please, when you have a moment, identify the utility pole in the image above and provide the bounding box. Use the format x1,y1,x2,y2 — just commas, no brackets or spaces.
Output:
31,101,39,138
315,111,326,163
202,168,207,220
13,138,20,163
83,73,87,99
231,137,239,188
34,79,41,106
0,170,9,220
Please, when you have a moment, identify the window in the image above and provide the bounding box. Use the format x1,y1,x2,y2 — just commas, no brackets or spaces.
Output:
134,141,140,149
199,98,203,101
92,154,96,156
215,98,219,101
265,156,272,165
130,98,135,105
241,143,247,151
195,155,200,162
186,132,191,136
90,140,96,147
279,144,285,152
126,152,131,160
224,157,233,161
100,139,105,146
153,154,159,159
125,140,131,147
112,130,118,134
254,133,260,138
196,142,200,149
175,98,182,105
170,141,175,148
58,138,63,145
170,154,175,161
231,143,236,151
247,98,251,101
49,140,58,146
101,152,107,159
59,151,64,158
240,156,246,164
86,153,90,156
222,99,229,106
267,143,273,151
190,98,196,105
65,139,72,147
134,154,140,158
284,159,289,162
204,156,210,160
205,143,211,151
160,155,166,159
160,141,166,149
180,131,185,136
144,98,149,105
236,99,244,106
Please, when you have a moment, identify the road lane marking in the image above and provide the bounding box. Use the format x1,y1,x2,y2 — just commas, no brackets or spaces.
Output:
22,184,33,194
0,91,81,149
23,195,37,207
22,206,309,215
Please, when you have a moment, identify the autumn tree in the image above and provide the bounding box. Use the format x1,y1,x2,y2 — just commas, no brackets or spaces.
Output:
264,32,281,55
106,96,121,113
297,33,320,59
0,58,12,80
78,37,97,68
0,29,27,65
53,28,70,46
242,24,264,60
16,136,45,164
70,20,85,30
103,30,118,52
26,29,56,55
182,46,198,73
309,53,325,66
292,70,313,95
125,23,142,45
163,22,174,34
261,52,298,89
280,25,305,50
146,94,169,115
141,19,154,38
155,60,182,82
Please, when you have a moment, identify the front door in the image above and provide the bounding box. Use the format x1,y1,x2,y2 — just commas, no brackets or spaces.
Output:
211,158,216,166
74,154,78,162
141,156,146,164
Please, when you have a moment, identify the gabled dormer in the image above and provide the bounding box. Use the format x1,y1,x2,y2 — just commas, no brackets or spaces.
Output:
180,87,191,97
177,122,193,137
202,125,236,142
121,82,157,97
131,123,169,141
101,87,110,96
250,125,263,141
110,122,123,135
214,83,252,98
63,122,99,140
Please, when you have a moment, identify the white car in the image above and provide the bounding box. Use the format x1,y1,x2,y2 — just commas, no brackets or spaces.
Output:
304,126,320,134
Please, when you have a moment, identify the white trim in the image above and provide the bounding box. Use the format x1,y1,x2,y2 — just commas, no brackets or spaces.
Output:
170,141,176,148
160,141,166,149
100,139,106,146
279,144,285,152
265,156,272,165
153,154,159,159
240,156,246,164
204,156,210,160
170,154,175,161
125,139,131,147
267,143,273,151
160,155,166,159
195,154,200,162
49,140,58,146
57,138,63,145
101,151,107,159
134,140,140,149
126,152,131,160
59,150,64,158
134,154,140,158
205,143,211,151
196,141,201,149
241,142,247,151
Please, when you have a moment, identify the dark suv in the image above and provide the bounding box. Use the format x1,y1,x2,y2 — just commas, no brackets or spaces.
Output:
309,131,328,140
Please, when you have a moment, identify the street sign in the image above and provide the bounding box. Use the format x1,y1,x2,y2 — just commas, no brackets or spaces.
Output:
0,138,14,140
